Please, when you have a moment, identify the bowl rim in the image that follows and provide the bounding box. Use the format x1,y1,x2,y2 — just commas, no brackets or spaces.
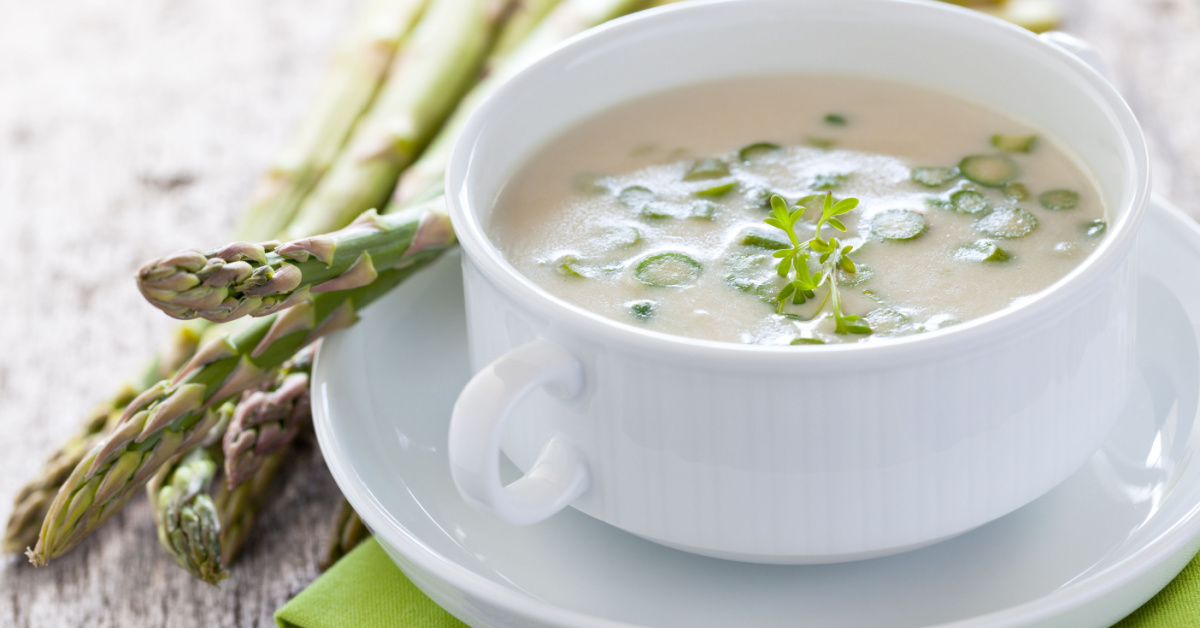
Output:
445,0,1151,365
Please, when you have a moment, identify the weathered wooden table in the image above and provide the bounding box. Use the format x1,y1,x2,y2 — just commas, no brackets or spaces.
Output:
1,1,1197,625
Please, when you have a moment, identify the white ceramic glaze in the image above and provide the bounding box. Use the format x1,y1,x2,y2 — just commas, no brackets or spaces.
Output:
313,198,1200,628
444,0,1151,562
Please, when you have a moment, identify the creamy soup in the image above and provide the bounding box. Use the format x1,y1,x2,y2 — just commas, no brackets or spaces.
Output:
487,76,1107,345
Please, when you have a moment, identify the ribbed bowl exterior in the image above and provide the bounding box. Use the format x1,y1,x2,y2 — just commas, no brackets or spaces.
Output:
463,247,1137,562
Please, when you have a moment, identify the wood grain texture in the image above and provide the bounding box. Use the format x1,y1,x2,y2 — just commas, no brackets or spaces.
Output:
0,1,1197,626
0,1,354,626
1057,0,1200,217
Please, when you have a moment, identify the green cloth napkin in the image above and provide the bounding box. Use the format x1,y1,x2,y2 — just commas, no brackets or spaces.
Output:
1115,550,1200,627
277,538,1200,628
275,538,465,628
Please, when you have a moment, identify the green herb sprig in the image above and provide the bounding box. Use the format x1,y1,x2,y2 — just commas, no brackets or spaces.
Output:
765,193,871,335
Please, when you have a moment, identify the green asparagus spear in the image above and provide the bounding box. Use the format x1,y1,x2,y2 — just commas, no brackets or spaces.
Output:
3,323,204,554
149,421,289,585
390,0,650,206
223,347,315,489
3,403,122,554
489,0,564,60
321,497,370,570
150,348,314,583
975,0,1062,33
148,405,290,586
212,448,286,572
283,0,518,239
137,203,450,322
234,0,432,242
147,404,235,586
29,199,456,566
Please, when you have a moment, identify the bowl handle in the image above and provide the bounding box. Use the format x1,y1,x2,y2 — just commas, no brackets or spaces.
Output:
448,339,590,525
1040,31,1110,79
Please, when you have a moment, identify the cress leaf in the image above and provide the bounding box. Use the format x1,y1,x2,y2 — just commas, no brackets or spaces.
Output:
794,254,811,278
791,282,809,304
776,253,793,277
832,198,859,214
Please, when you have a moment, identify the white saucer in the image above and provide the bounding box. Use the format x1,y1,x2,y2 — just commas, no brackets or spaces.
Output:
313,197,1200,628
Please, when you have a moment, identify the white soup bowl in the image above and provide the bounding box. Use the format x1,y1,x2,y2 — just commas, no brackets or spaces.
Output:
443,0,1150,563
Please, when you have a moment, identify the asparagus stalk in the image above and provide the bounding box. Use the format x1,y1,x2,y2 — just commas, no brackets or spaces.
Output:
212,448,286,572
283,0,518,239
939,0,1005,6
138,203,451,322
223,346,315,489
488,0,564,60
233,0,431,241
976,0,1062,33
147,396,290,588
150,346,314,584
146,403,235,586
29,199,456,566
149,432,289,585
3,403,122,554
321,498,370,570
3,323,204,554
150,447,226,584
390,0,651,207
